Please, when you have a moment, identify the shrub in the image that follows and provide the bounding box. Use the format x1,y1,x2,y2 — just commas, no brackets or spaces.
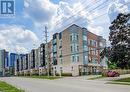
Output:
61,73,72,76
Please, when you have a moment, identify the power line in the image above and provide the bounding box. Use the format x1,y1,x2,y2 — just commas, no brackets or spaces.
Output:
54,1,130,34
55,0,100,27
54,0,110,33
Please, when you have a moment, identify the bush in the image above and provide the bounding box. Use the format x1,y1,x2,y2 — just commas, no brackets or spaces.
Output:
61,73,72,76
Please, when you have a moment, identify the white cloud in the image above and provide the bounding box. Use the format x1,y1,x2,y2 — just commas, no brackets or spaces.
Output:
0,25,39,53
87,25,104,35
24,0,58,24
15,45,28,54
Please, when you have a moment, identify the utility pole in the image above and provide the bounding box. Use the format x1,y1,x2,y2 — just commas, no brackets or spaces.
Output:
44,26,49,77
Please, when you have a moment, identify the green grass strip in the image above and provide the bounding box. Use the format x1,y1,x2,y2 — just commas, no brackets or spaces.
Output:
0,81,24,92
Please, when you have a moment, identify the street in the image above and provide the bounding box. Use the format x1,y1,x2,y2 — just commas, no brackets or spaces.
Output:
0,77,130,92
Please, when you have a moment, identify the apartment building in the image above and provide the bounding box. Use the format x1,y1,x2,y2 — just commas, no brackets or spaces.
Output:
0,24,106,77
0,50,9,76
0,50,6,76
9,53,18,75
52,24,106,76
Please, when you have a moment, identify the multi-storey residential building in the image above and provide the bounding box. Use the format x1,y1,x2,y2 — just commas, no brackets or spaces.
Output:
0,50,9,76
0,24,106,77
38,43,46,75
9,53,18,75
48,40,53,75
15,54,25,75
0,50,6,76
52,24,106,76
0,50,11,76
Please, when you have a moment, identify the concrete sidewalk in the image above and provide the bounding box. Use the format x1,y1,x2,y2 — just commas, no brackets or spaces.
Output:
94,74,130,81
62,74,130,81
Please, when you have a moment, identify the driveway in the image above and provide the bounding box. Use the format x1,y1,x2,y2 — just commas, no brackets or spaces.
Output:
0,77,130,92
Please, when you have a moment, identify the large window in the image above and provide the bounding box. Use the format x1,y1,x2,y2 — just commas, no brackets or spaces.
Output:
53,39,56,44
71,55,79,62
83,35,87,41
71,55,75,62
76,34,79,41
53,45,57,52
76,55,79,62
70,33,79,42
59,32,62,39
77,45,79,52
83,45,87,51
59,40,62,48
71,43,79,53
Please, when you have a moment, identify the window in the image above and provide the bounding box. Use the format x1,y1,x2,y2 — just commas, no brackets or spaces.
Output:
73,56,75,62
59,40,62,48
70,34,72,42
70,33,79,42
83,35,87,41
76,55,79,62
60,58,63,64
90,40,92,46
83,45,87,51
77,46,79,52
71,55,75,62
85,56,88,62
53,45,57,52
53,39,56,44
59,32,62,39
71,45,73,52
76,34,79,41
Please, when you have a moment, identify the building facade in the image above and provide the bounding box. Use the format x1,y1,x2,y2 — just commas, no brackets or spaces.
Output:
0,24,106,77
52,24,106,76
0,50,9,76
9,53,18,75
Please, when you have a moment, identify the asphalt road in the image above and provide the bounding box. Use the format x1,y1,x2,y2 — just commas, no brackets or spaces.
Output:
0,77,130,92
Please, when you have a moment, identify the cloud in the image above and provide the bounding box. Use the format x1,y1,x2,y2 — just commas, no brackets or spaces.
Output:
0,25,39,53
15,45,28,54
24,0,57,23
87,25,104,35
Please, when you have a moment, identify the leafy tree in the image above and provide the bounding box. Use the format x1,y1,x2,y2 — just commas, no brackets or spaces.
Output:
109,13,130,69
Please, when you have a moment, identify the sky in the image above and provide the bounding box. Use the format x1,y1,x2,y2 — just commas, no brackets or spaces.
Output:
0,0,129,54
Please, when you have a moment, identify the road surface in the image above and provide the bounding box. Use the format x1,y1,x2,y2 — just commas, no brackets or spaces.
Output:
0,77,130,92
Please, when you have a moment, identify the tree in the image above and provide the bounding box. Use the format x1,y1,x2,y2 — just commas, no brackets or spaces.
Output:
109,13,130,69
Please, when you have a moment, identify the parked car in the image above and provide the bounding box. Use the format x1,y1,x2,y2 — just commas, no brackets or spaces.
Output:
107,71,120,77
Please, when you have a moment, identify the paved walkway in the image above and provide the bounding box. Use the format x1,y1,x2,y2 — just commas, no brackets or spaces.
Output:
94,74,130,81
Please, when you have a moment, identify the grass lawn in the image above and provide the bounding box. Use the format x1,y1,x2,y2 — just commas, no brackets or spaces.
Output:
21,75,62,80
114,77,130,82
107,77,130,85
107,82,130,85
0,81,24,92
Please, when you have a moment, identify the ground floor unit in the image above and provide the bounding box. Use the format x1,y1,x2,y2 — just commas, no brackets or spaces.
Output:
14,63,103,76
